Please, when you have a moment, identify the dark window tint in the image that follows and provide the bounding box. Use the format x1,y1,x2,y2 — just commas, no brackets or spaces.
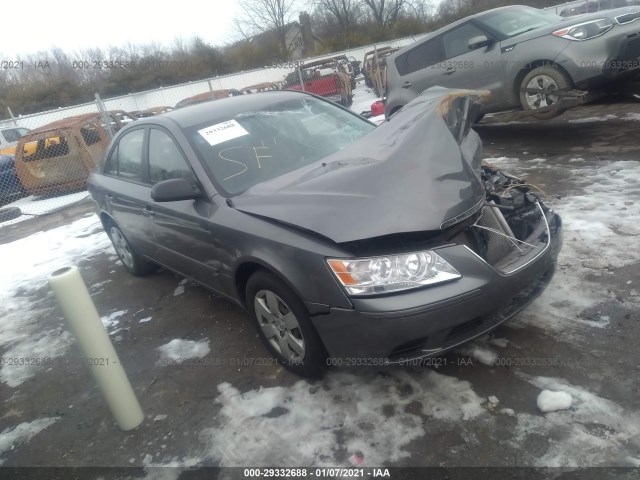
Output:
443,23,488,59
395,38,444,76
1,128,24,143
149,129,194,183
109,129,144,181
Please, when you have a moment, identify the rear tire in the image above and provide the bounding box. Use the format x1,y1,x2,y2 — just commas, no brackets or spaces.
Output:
246,270,326,377
105,219,155,276
519,66,571,120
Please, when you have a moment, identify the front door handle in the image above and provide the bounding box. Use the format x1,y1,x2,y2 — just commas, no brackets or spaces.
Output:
105,193,113,200
402,81,412,88
443,68,456,76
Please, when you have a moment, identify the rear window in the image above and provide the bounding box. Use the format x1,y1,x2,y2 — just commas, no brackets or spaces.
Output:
395,37,445,76
188,96,375,195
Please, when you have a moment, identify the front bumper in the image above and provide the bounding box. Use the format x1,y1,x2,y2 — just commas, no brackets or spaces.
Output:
557,19,640,88
311,212,562,364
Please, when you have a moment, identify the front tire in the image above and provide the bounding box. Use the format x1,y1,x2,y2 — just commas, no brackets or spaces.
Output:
246,270,326,377
106,220,155,276
519,66,571,120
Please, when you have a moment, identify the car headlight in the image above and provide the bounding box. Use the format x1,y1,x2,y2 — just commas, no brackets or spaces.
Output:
553,18,614,41
327,251,461,296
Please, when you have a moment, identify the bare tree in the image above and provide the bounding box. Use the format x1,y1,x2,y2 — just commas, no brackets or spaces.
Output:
360,0,407,27
234,0,299,58
312,0,361,32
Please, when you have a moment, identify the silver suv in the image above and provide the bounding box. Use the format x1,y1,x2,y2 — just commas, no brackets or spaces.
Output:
385,5,640,119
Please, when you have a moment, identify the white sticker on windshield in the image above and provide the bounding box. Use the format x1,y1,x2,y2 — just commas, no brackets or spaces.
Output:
197,120,249,146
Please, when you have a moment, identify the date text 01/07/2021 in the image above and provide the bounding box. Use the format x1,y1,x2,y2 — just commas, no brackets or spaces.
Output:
243,468,391,477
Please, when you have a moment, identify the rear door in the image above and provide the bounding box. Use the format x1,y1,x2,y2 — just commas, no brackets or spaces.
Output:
438,22,506,106
145,127,220,289
394,36,446,97
101,127,156,254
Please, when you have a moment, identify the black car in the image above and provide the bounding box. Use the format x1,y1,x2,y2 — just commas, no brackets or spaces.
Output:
88,89,562,377
0,154,26,206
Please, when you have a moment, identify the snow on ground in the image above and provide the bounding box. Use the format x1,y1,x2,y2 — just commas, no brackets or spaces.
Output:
100,310,128,333
485,158,640,338
568,114,618,124
0,191,90,228
350,84,380,116
537,390,573,413
157,339,210,362
198,371,485,467
0,417,59,466
458,344,498,366
0,213,112,387
512,374,640,467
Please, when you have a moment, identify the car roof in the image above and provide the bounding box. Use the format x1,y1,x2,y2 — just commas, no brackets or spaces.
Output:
146,90,317,130
391,4,533,58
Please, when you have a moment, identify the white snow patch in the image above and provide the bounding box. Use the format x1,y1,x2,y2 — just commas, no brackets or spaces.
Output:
0,214,113,387
0,417,59,465
193,371,484,467
350,87,380,115
489,338,509,348
157,339,210,362
101,310,128,330
537,390,573,413
512,374,640,467
568,114,617,124
173,285,186,296
623,113,640,121
459,344,498,366
153,415,168,422
506,160,640,337
139,317,153,323
488,396,499,405
500,408,516,417
0,192,90,228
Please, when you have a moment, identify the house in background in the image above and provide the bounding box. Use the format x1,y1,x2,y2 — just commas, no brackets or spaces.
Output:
230,12,323,68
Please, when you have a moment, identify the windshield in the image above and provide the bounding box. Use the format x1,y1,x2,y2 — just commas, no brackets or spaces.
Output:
477,7,563,38
188,96,375,195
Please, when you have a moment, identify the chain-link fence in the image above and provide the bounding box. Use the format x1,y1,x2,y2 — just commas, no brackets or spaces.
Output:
0,36,426,228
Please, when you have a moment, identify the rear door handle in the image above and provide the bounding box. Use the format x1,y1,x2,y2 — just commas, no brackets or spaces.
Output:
402,81,412,88
105,193,114,201
443,68,456,76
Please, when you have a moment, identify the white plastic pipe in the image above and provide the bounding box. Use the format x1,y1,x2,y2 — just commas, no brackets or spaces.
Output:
48,266,144,431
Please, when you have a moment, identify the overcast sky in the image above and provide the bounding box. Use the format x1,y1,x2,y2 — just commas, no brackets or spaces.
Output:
3,0,241,57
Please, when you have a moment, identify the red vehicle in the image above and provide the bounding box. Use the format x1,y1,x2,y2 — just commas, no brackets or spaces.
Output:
285,60,353,106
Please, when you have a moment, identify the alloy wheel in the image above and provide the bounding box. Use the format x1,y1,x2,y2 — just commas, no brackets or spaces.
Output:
254,289,305,363
524,75,560,109
110,226,134,269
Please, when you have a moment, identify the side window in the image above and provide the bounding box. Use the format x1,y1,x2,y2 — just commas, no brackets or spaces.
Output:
1,128,21,143
148,129,194,183
395,38,444,76
442,23,488,59
108,129,145,181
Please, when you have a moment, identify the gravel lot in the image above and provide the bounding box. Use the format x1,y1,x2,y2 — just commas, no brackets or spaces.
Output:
1,97,639,476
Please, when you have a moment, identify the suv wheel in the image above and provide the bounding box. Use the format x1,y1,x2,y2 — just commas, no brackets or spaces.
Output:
519,66,571,120
106,220,155,276
246,270,326,377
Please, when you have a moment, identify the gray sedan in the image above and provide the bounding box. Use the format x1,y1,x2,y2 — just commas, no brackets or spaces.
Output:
385,5,640,119
88,90,562,377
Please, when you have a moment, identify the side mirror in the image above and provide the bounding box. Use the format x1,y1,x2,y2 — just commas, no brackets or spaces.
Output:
468,35,491,51
151,178,200,202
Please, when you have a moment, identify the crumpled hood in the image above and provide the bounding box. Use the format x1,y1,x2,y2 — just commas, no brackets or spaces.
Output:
232,88,487,243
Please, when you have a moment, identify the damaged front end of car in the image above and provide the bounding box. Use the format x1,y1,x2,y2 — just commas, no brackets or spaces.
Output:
234,88,562,363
